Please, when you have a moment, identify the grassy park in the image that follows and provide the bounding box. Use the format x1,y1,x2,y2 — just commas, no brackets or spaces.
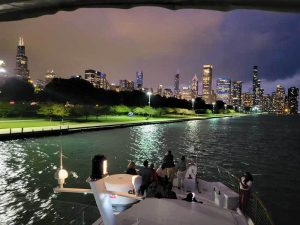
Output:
0,113,240,130
0,115,191,129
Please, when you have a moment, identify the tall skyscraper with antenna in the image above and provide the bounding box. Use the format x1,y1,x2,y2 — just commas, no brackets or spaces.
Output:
15,37,30,81
174,70,180,98
252,66,262,108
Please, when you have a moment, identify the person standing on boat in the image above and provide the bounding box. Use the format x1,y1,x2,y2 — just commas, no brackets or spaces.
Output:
126,161,137,175
138,160,153,195
163,151,176,183
239,172,253,213
156,163,168,186
176,156,187,189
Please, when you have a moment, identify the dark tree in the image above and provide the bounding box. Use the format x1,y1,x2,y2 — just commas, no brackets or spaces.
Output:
43,78,96,104
0,77,34,101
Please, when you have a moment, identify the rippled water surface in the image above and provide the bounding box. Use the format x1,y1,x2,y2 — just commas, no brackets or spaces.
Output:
0,115,299,225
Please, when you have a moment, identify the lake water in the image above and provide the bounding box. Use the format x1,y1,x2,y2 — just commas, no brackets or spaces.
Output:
0,115,299,225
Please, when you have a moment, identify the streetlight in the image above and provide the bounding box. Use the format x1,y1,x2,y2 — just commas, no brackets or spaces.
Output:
192,98,195,110
224,104,227,111
212,102,216,114
147,91,152,107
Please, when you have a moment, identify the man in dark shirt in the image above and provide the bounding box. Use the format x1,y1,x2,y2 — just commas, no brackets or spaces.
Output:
138,160,153,195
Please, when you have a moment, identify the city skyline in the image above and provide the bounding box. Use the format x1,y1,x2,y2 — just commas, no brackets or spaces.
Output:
1,8,300,94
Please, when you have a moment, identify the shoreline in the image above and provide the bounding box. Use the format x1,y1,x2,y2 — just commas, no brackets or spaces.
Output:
0,115,241,141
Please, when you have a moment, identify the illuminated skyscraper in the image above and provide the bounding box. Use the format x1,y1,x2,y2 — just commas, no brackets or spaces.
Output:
164,88,173,98
274,85,285,114
0,59,7,86
136,71,143,90
252,66,262,108
191,74,198,98
119,80,134,91
174,71,180,97
262,94,272,112
157,84,164,96
232,81,242,107
15,37,30,80
288,87,299,114
181,86,193,101
202,65,213,104
84,69,110,89
45,70,56,84
242,92,253,108
216,77,231,104
0,60,5,74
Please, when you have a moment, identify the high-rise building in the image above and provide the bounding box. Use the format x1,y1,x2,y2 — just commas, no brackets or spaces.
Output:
0,60,5,74
216,77,231,104
84,69,110,90
242,92,253,108
128,81,134,91
15,37,30,81
252,66,262,109
85,69,97,86
262,94,272,112
110,83,120,92
97,71,110,90
181,87,193,101
33,79,45,92
164,88,173,98
157,84,164,97
202,65,213,104
45,70,56,84
136,71,143,90
0,59,7,86
191,74,198,99
232,81,242,107
174,71,180,97
288,87,299,114
274,85,285,114
119,80,134,92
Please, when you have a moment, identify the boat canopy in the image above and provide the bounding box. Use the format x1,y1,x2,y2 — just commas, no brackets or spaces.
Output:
1,0,300,21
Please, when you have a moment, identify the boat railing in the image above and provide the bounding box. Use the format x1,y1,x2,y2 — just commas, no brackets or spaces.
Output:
214,166,275,225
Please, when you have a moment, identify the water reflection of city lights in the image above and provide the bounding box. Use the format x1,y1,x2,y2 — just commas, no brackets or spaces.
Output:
129,125,165,166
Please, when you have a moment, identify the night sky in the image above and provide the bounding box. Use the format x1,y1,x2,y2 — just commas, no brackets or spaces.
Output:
0,7,300,94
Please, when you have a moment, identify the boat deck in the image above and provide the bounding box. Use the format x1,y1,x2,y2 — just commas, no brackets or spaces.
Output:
112,178,247,225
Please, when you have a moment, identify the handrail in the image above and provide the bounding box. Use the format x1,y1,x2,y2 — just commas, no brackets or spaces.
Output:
215,166,275,225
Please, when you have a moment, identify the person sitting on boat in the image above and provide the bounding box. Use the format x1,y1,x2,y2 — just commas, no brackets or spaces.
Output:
138,160,153,195
239,172,253,214
182,192,197,202
163,183,177,199
146,180,164,199
126,161,137,175
163,150,176,183
176,155,187,189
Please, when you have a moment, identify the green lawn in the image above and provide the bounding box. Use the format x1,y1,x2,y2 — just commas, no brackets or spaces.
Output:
0,116,176,129
0,114,240,129
0,119,72,129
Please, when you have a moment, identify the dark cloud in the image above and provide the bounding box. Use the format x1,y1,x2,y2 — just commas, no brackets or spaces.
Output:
0,7,299,94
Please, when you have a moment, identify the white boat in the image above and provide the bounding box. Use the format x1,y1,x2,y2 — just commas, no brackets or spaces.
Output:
53,153,275,225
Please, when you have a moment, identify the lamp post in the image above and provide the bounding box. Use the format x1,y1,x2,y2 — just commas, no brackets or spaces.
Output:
212,102,215,114
147,91,152,107
192,98,195,110
224,104,227,112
